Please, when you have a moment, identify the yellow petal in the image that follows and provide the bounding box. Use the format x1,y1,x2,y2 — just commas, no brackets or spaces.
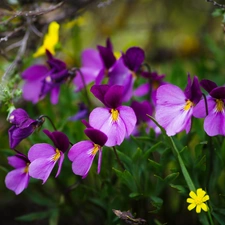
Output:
197,188,206,198
188,203,196,211
196,205,201,213
187,198,194,203
189,191,197,199
201,203,208,212
202,195,210,202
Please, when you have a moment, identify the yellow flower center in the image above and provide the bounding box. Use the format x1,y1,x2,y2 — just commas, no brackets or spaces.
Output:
111,108,119,121
216,99,224,112
23,163,30,173
184,99,194,111
91,144,100,155
194,197,203,205
52,149,61,161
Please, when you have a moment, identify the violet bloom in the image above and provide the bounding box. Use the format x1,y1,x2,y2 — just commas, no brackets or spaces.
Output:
131,100,160,134
155,75,202,136
28,129,69,183
108,47,145,101
89,85,137,146
68,128,107,178
193,79,225,136
22,50,68,104
73,38,116,91
134,71,166,105
5,154,30,195
68,103,89,121
8,108,42,149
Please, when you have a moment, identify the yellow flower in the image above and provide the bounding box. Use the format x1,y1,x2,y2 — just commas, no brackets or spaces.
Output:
187,188,210,213
33,21,60,58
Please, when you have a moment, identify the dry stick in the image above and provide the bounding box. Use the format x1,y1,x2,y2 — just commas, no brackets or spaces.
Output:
0,26,25,43
206,0,225,8
2,28,30,82
0,2,64,25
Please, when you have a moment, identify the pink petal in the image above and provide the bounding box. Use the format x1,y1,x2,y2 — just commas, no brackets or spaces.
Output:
5,168,29,195
50,86,60,105
7,155,27,169
193,97,215,118
28,143,55,162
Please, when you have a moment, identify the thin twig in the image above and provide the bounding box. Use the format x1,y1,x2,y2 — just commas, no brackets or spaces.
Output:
0,26,25,43
2,28,30,82
206,0,225,9
0,2,64,25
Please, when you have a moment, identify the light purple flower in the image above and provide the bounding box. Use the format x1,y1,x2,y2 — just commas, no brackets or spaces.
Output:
89,85,137,146
68,128,107,178
8,108,43,149
155,75,202,136
28,129,69,183
193,79,225,136
22,50,68,104
108,47,145,101
5,154,30,195
73,38,116,91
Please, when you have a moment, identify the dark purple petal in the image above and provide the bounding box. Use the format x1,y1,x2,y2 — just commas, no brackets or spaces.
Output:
21,65,48,81
122,47,145,72
43,129,70,153
131,100,153,123
200,79,218,93
84,128,108,146
90,84,110,105
46,50,67,72
184,75,202,104
81,119,92,128
97,45,116,69
210,87,225,99
9,125,35,149
104,85,124,108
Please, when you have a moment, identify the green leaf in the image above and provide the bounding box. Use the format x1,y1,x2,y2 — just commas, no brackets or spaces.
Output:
144,141,162,158
113,168,137,192
150,196,163,212
212,211,225,225
164,172,179,183
148,159,162,171
170,184,186,194
129,192,143,199
116,149,133,171
16,211,52,222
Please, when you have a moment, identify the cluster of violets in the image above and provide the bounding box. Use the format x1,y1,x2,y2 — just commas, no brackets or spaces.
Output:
5,38,224,199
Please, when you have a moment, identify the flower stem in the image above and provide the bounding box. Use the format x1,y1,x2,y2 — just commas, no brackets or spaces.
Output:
37,115,57,131
207,209,215,225
112,146,125,170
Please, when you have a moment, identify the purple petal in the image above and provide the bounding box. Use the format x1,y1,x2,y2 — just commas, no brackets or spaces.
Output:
89,107,126,146
118,106,137,136
8,108,29,125
133,83,150,97
122,47,145,72
90,84,110,105
84,128,108,146
29,158,56,183
5,168,30,195
68,140,96,178
55,152,64,177
43,130,70,153
22,80,45,104
155,103,193,136
97,149,102,174
7,155,27,168
81,119,92,128
21,65,48,80
95,68,105,85
50,86,60,104
193,97,214,118
9,125,35,149
204,111,225,136
121,74,134,102
97,45,116,69
104,85,124,108
81,49,103,69
200,79,218,93
28,143,55,162
210,87,225,99
73,67,101,91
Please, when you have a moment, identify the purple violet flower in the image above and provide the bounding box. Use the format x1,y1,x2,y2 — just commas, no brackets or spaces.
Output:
68,128,107,179
28,129,69,183
155,74,202,136
8,108,42,149
193,79,225,136
22,50,68,104
108,47,145,101
73,38,116,91
89,85,137,146
68,103,89,121
5,154,30,195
